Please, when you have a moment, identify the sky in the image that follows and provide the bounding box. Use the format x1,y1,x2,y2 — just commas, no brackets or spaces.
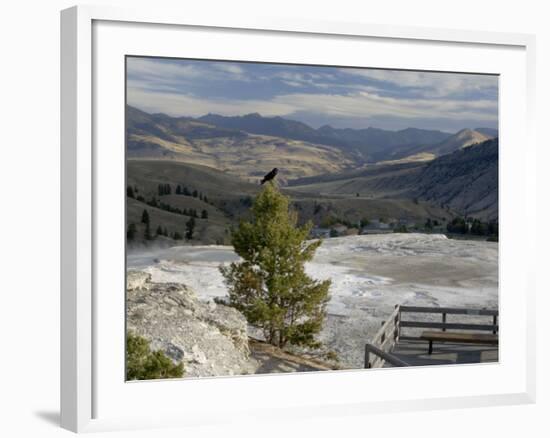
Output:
126,56,498,133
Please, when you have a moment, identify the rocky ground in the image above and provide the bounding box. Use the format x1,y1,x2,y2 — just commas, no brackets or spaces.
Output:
127,271,257,377
127,271,335,378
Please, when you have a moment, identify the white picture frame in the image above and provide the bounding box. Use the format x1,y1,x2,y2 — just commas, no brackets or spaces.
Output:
60,5,536,433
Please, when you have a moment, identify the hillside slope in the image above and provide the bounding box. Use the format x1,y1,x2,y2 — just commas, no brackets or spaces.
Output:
289,138,498,220
127,106,354,183
393,128,493,160
413,138,498,219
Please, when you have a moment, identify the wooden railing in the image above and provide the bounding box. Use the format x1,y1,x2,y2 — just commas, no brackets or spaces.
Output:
364,304,498,368
398,305,498,341
364,343,409,368
364,305,405,368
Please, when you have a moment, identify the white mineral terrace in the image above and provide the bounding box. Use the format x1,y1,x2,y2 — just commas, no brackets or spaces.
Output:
127,233,498,368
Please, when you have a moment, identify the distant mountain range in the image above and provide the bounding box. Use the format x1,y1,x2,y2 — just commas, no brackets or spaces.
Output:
127,106,355,183
128,105,498,166
126,105,498,219
198,112,453,162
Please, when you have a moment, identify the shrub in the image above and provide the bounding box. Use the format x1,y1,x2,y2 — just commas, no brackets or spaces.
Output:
126,332,184,380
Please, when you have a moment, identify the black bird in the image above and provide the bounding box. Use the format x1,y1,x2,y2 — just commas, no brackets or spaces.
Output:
260,168,279,185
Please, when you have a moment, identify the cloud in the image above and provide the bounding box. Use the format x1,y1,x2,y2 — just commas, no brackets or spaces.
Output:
340,68,497,98
127,57,251,85
127,88,295,118
128,86,496,126
126,57,498,131
274,90,496,122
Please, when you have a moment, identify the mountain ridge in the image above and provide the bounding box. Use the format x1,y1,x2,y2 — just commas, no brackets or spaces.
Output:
129,105,497,164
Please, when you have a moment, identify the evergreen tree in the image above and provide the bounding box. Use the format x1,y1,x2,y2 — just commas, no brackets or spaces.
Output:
220,182,331,348
173,231,183,240
201,209,208,219
127,223,137,240
183,187,191,196
185,217,196,240
176,185,182,195
425,218,433,230
156,225,163,236
192,189,198,198
141,209,150,225
203,195,208,203
127,186,135,198
144,223,153,240
163,227,168,237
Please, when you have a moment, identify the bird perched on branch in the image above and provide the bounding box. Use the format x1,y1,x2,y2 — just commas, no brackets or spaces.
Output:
260,168,278,185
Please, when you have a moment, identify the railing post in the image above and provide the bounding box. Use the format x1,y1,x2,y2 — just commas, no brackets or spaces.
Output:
364,345,370,368
442,312,447,331
493,315,497,334
396,304,401,339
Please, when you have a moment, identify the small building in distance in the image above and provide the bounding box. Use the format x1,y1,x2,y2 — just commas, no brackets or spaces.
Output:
342,228,360,236
331,224,348,236
310,227,331,239
360,219,393,235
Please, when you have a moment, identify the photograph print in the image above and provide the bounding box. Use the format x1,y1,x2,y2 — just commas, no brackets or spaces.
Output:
125,56,499,380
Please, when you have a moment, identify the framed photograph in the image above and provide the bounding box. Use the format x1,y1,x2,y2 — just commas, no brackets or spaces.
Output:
61,5,536,433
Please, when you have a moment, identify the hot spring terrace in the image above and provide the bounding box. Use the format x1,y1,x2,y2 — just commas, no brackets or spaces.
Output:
364,305,499,369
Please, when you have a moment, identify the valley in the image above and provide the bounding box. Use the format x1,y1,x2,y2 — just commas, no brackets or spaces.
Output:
126,106,498,246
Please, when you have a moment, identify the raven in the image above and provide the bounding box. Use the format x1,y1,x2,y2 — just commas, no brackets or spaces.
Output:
260,168,278,185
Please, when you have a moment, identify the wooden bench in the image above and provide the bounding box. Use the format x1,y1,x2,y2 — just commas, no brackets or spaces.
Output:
420,331,499,354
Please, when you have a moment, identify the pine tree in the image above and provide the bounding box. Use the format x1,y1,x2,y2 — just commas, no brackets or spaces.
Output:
127,223,137,240
141,209,150,225
176,185,181,195
192,189,198,198
144,223,153,240
201,209,208,219
220,182,331,348
185,217,196,240
156,225,163,236
127,186,135,198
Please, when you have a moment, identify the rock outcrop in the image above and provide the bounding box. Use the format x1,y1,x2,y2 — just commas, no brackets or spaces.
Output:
126,271,258,377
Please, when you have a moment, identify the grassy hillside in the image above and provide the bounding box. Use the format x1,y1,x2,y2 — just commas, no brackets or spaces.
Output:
287,138,499,221
127,197,231,245
127,107,354,183
127,159,457,245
